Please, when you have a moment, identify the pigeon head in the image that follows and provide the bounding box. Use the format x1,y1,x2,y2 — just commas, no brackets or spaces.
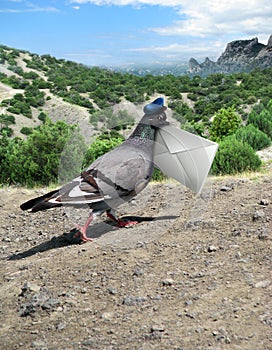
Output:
141,98,169,128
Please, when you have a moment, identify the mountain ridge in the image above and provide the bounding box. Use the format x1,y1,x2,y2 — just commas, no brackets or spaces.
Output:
187,35,272,77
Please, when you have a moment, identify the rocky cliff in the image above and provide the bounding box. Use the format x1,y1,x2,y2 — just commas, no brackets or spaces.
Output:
187,35,272,77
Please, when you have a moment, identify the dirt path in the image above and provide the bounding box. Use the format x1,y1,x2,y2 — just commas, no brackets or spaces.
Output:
0,169,271,350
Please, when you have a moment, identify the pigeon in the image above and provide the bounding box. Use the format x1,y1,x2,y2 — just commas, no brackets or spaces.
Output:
20,98,168,242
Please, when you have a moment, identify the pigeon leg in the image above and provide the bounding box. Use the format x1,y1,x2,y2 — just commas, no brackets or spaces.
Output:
106,209,138,228
73,212,94,242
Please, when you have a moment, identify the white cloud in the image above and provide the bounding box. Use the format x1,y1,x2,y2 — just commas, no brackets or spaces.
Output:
70,1,182,5
0,1,59,13
68,0,272,64
150,0,272,40
70,0,272,41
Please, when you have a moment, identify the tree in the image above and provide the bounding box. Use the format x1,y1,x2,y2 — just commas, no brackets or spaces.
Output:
235,124,271,150
0,114,15,132
6,119,84,187
210,106,242,141
211,136,261,175
248,108,272,139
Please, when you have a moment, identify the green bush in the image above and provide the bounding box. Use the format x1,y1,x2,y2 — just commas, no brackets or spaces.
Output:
152,167,167,182
235,124,271,150
0,127,13,137
20,126,33,135
0,114,16,129
211,136,261,175
210,106,242,141
38,111,48,123
0,135,22,184
247,109,272,139
1,119,84,187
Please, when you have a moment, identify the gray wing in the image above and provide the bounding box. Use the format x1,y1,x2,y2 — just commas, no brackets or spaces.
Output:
48,146,153,207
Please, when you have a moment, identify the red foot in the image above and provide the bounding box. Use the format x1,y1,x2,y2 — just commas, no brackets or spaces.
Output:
117,219,138,228
107,211,138,228
72,229,93,242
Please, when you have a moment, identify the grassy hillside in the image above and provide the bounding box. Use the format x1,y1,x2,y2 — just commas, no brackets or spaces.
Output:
0,45,272,186
1,44,272,136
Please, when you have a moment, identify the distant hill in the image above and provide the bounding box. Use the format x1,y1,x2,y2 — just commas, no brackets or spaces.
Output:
1,43,272,141
187,35,272,77
112,62,188,76
0,45,180,138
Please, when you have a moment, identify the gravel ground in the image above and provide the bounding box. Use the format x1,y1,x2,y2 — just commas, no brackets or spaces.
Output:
0,167,271,350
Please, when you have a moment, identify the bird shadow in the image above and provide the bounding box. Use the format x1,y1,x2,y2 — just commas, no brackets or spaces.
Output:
7,215,178,261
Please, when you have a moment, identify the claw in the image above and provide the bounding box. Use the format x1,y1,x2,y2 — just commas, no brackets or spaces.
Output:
72,229,93,242
117,220,138,228
72,213,94,243
106,210,138,228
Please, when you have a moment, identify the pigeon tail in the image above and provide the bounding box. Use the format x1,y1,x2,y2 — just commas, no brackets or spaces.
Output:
20,189,61,212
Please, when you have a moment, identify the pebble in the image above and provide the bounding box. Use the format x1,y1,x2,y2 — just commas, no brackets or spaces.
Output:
161,278,174,286
254,280,271,288
259,199,269,206
123,296,147,306
56,322,66,330
220,186,232,192
21,282,41,294
18,283,60,317
151,325,165,332
101,312,113,320
31,340,48,350
108,287,118,295
252,210,265,221
207,245,218,252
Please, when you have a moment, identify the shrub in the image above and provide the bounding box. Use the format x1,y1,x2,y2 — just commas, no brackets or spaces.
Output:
247,109,272,139
0,135,22,184
20,126,33,135
210,106,242,141
38,111,48,123
211,136,261,175
235,124,271,150
0,127,13,137
152,167,167,182
4,119,84,187
0,114,16,129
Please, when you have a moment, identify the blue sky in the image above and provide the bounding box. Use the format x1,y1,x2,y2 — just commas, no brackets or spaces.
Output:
1,0,271,67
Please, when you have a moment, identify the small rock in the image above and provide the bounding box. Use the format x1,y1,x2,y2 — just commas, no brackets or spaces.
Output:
161,278,174,286
101,312,113,320
108,287,118,295
207,245,218,252
21,282,41,294
123,296,147,306
133,267,144,276
31,340,47,350
254,280,271,288
220,186,232,192
258,230,270,240
151,325,165,332
253,210,265,221
259,199,269,206
56,322,66,330
232,229,241,237
18,285,60,317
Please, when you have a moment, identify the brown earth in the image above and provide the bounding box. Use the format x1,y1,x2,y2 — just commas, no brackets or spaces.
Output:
0,166,271,350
